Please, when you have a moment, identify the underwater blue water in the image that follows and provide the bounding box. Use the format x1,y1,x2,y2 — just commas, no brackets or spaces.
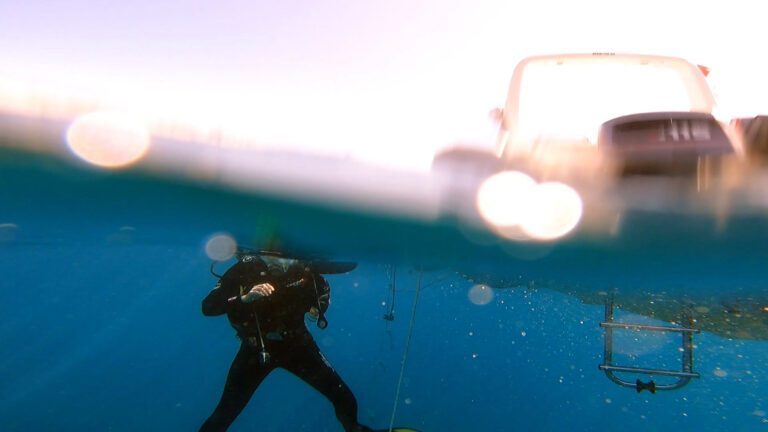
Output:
1,155,768,431
2,242,768,432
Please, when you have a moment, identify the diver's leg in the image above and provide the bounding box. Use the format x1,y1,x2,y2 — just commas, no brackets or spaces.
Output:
199,345,272,432
283,336,370,432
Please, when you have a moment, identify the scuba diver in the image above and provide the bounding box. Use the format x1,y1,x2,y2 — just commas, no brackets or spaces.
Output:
198,250,373,432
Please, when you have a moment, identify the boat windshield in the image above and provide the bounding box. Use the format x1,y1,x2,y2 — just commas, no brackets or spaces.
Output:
516,60,696,144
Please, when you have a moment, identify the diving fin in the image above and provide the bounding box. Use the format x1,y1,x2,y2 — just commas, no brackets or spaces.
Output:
311,260,357,274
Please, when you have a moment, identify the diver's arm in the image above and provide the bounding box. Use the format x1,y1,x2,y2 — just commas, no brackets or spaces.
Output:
201,282,236,316
201,282,276,316
240,283,275,303
202,260,270,316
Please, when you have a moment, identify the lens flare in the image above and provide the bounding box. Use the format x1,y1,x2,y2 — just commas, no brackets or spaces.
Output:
107,226,137,245
475,171,536,227
519,182,583,240
0,223,19,243
205,233,237,261
66,111,150,168
468,284,495,305
476,171,583,241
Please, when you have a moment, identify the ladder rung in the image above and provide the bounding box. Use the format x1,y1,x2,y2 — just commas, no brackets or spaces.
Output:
599,364,701,378
600,321,700,333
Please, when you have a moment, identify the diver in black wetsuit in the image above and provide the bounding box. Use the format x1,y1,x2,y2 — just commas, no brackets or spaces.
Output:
199,253,372,432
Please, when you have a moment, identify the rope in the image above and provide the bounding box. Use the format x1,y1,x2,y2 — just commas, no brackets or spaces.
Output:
384,265,397,321
387,270,422,432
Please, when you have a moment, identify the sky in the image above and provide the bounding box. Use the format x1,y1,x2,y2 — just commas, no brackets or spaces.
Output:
1,0,766,169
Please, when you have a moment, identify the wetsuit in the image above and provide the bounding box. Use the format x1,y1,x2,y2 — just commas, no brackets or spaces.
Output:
199,256,370,432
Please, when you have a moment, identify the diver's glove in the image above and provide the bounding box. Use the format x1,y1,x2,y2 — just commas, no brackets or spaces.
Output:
241,283,275,303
